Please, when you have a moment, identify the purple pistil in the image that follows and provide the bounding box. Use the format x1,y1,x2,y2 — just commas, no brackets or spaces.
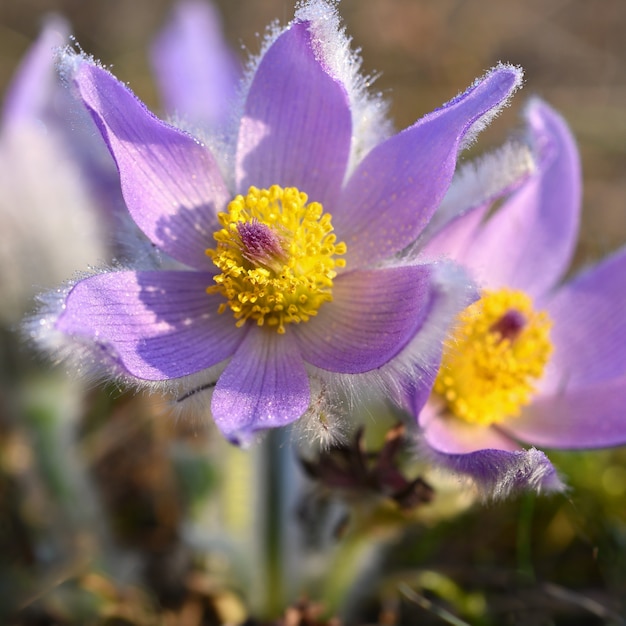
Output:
490,309,526,342
237,220,286,267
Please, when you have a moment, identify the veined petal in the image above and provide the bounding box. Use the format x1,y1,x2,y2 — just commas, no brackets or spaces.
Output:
150,0,240,128
334,65,522,269
69,59,230,270
540,246,626,389
461,99,581,295
236,20,351,208
2,17,67,129
505,379,626,449
295,265,437,373
56,271,242,379
211,329,310,445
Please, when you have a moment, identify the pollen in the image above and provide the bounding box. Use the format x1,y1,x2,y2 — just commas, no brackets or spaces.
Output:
206,185,347,334
433,289,553,426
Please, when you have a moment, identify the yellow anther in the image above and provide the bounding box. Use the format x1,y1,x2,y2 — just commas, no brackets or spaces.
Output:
206,185,346,334
434,289,553,425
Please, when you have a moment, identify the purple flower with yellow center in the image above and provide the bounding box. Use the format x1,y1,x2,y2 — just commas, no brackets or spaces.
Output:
413,98,626,497
38,1,522,444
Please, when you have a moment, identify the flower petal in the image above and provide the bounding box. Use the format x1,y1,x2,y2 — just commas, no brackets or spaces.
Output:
420,203,489,261
2,17,67,129
295,264,439,373
540,246,626,389
56,270,242,379
505,378,626,449
334,65,523,269
419,140,534,257
382,261,477,412
460,99,581,296
428,446,564,499
236,20,351,208
419,404,564,497
211,329,310,444
69,59,229,270
419,402,521,454
150,0,240,128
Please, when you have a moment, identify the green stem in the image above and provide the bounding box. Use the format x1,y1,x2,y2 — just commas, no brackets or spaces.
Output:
263,428,286,618
322,525,395,619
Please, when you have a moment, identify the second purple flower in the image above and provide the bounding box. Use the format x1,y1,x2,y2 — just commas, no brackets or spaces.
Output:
412,99,626,497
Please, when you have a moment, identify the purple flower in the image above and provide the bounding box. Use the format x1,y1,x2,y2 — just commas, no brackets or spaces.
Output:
413,99,626,498
0,18,108,324
36,0,521,444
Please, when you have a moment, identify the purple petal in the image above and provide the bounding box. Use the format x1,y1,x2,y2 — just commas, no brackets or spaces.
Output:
236,20,351,208
426,446,564,499
56,270,242,379
419,402,521,454
71,60,229,270
2,18,67,129
401,358,442,423
333,65,522,269
540,246,626,389
504,378,626,449
419,404,564,496
419,140,534,257
460,99,581,296
211,329,310,444
150,0,240,128
420,203,489,261
295,265,437,373
385,261,478,412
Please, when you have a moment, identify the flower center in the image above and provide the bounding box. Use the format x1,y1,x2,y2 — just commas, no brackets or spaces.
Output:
206,185,347,334
433,289,553,426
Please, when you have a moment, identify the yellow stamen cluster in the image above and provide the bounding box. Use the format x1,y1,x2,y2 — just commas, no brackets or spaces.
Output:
206,185,346,334
433,289,553,426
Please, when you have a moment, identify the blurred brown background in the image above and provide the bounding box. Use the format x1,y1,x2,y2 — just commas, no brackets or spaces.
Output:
2,0,626,263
